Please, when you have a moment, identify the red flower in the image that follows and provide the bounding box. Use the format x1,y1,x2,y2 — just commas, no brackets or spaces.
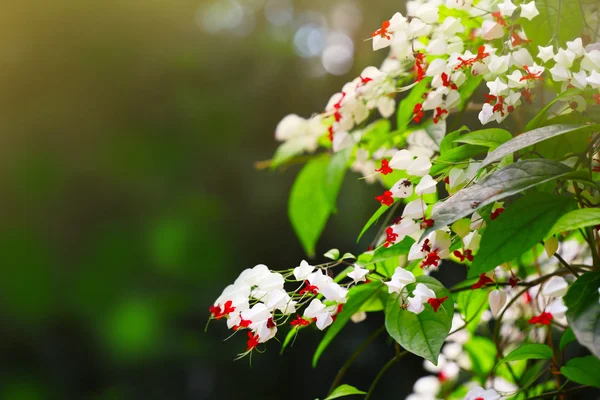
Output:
594,93,600,105
508,276,520,288
299,281,319,295
290,315,311,327
209,304,222,318
433,107,448,124
419,217,434,230
454,45,490,70
492,11,507,26
234,318,252,330
210,300,235,320
421,251,441,268
372,20,392,39
266,317,276,329
472,273,494,289
520,65,543,82
427,296,449,312
528,312,553,325
376,159,393,175
375,190,395,206
511,32,532,47
247,332,260,351
413,103,424,123
490,207,504,220
453,249,473,262
384,227,399,248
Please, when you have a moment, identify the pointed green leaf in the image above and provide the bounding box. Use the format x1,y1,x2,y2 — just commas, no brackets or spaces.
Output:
325,146,353,211
440,126,469,155
559,327,576,350
369,237,415,266
525,88,582,130
560,356,600,388
454,128,512,149
385,276,453,364
324,384,367,399
357,204,392,243
430,144,487,176
499,344,553,364
456,288,489,332
550,208,600,235
313,282,383,367
480,124,599,168
564,271,600,358
469,193,576,278
426,159,574,236
397,78,432,129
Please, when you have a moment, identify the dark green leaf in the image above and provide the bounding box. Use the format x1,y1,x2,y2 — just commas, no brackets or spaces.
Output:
559,327,576,350
440,126,468,155
280,327,299,355
480,124,598,168
457,75,484,111
521,0,584,46
357,204,393,243
564,271,600,358
426,159,574,236
324,384,367,399
289,155,333,257
397,78,432,130
526,88,582,130
560,356,600,388
550,208,600,236
469,193,576,278
499,344,553,364
313,282,383,367
385,276,453,364
430,144,488,176
324,146,352,211
455,128,512,149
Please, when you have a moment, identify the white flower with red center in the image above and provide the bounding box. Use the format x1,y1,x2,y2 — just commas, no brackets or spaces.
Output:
409,230,451,269
384,267,416,294
347,264,370,284
293,260,314,281
371,12,408,51
274,114,323,154
465,386,501,400
415,175,437,195
303,299,335,330
241,303,277,343
307,269,348,303
407,283,436,314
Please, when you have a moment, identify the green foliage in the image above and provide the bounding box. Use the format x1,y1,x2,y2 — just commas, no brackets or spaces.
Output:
369,237,415,265
454,128,512,149
525,88,582,130
456,288,489,333
464,336,497,380
440,126,469,155
499,344,553,364
426,159,575,235
397,79,432,129
289,154,347,257
313,282,383,367
469,193,576,278
521,0,584,46
325,146,353,211
564,271,600,358
357,204,393,243
385,276,453,365
550,208,600,236
560,356,600,388
323,384,366,399
430,144,488,176
559,327,576,350
480,124,599,168
457,75,484,111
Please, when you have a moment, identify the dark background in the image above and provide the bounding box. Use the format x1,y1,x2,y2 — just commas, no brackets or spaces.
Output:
4,0,598,399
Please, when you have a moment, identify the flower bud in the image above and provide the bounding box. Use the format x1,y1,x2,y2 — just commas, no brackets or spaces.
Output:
351,311,367,323
489,289,507,317
542,276,568,298
544,237,559,258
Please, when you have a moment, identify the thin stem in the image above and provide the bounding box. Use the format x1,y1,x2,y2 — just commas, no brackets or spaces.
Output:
328,326,386,395
365,351,408,400
552,252,579,277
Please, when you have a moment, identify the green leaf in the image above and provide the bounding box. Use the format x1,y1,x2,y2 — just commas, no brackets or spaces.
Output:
324,249,340,260
430,144,488,176
455,128,512,149
324,146,352,211
499,344,553,364
289,155,333,257
469,193,576,278
559,327,576,350
397,78,432,130
457,75,483,111
385,276,453,364
324,384,367,399
464,336,497,379
521,0,584,46
426,159,574,236
564,271,600,358
313,282,383,367
456,288,489,333
550,208,600,235
480,124,598,168
280,327,299,355
439,126,468,155
369,237,415,265
560,356,600,388
526,88,582,131
357,204,392,243
271,141,302,169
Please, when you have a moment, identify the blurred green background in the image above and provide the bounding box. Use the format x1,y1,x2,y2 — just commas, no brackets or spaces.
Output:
3,0,431,398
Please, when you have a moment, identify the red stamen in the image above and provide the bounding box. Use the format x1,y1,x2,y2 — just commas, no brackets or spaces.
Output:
528,312,553,325
427,296,449,312
290,314,311,327
375,190,395,206
384,227,399,248
376,159,393,175
246,332,260,351
299,281,319,295
520,65,543,82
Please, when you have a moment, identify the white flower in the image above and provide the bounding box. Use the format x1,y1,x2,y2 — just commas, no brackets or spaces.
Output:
413,376,441,396
465,386,500,400
332,131,354,153
389,149,413,169
520,2,539,20
407,156,432,176
554,48,577,68
482,21,505,41
549,64,571,82
488,55,510,75
439,17,464,37
487,77,509,96
427,38,448,55
511,48,534,67
581,50,600,72
541,276,568,297
351,311,367,323
403,199,426,219
567,38,585,57
587,70,600,88
293,260,314,281
415,3,439,23
415,175,437,195
426,58,448,77
537,45,555,63
478,103,495,125
463,231,481,251
303,299,334,330
546,298,568,318
407,295,425,314
414,283,436,301
498,0,517,16
489,290,507,317
348,265,369,283
384,267,416,294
